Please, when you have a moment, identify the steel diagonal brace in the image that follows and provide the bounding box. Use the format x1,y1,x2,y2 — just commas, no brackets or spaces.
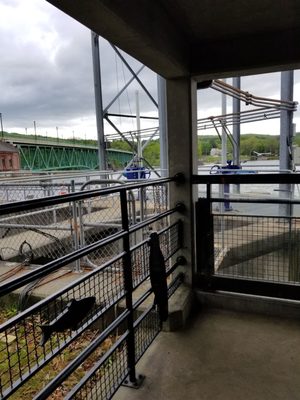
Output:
110,43,158,108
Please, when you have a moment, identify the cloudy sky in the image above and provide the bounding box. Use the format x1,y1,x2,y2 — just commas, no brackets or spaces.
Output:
1,0,300,141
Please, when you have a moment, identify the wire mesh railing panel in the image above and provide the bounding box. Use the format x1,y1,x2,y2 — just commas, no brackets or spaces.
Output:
79,193,122,263
213,213,300,284
0,176,183,399
134,310,160,363
130,221,182,288
131,241,150,288
66,335,128,400
0,256,125,398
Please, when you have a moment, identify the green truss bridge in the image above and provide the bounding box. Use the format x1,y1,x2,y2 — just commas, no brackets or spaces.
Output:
7,138,133,171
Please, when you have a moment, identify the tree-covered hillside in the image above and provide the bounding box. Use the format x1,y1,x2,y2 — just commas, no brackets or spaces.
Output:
4,130,300,166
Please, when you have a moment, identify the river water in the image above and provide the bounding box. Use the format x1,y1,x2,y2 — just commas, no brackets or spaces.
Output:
198,160,300,216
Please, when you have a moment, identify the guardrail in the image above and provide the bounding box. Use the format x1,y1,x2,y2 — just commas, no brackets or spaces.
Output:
193,173,300,300
0,176,185,399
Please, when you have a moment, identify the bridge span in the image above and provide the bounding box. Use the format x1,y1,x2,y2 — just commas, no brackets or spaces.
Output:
4,137,133,171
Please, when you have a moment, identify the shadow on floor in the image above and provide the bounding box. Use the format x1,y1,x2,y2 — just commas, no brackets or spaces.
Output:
114,308,300,400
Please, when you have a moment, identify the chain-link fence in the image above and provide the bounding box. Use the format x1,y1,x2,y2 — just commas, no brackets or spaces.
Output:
0,181,168,272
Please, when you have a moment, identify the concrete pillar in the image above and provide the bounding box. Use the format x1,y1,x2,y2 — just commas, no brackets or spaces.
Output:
166,78,198,285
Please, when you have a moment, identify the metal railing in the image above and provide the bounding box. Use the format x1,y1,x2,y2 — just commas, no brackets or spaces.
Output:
0,176,185,399
194,173,300,300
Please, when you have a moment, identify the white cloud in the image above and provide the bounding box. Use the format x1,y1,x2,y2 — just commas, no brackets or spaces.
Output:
0,0,299,143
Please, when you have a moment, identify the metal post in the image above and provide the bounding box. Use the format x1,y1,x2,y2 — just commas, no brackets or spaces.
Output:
157,75,168,177
220,80,227,212
232,77,241,166
0,113,3,140
279,70,294,216
135,90,142,179
91,31,106,171
221,80,227,165
34,121,37,142
56,126,59,144
232,77,241,194
71,180,81,272
120,189,144,387
196,198,214,282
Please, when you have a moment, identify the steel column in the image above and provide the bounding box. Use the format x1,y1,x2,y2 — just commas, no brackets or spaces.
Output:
91,32,106,171
279,70,294,216
157,75,168,177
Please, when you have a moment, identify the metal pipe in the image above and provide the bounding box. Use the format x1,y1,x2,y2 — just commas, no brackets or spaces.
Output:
232,77,241,167
213,79,297,111
91,32,106,171
0,223,69,231
158,75,168,177
279,70,294,217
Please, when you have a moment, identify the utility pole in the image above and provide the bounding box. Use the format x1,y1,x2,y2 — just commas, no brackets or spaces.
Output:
0,113,3,140
91,31,106,171
56,126,59,143
33,121,37,142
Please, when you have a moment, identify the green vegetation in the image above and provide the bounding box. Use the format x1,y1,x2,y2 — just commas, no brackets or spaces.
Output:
0,302,118,400
4,130,300,167
198,133,281,159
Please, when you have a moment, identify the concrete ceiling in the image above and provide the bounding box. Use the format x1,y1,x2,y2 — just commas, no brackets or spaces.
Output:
46,0,300,79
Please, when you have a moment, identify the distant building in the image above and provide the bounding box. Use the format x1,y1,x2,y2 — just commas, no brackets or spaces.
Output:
0,142,20,171
210,148,222,156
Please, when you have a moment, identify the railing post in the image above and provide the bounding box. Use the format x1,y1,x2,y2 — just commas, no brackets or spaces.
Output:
120,189,144,388
195,197,214,287
71,180,81,272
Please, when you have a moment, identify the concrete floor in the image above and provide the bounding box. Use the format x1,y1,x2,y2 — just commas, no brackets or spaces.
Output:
114,309,300,400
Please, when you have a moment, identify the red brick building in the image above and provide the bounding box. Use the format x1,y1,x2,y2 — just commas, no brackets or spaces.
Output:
0,142,20,171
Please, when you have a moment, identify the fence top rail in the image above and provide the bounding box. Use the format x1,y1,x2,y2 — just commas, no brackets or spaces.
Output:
192,173,300,185
0,176,175,216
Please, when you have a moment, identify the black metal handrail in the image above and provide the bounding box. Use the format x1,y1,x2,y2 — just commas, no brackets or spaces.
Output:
194,173,300,300
0,176,175,216
0,177,185,399
192,173,300,185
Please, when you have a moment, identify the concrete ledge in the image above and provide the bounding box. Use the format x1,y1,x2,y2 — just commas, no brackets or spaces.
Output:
163,284,194,331
196,289,300,320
